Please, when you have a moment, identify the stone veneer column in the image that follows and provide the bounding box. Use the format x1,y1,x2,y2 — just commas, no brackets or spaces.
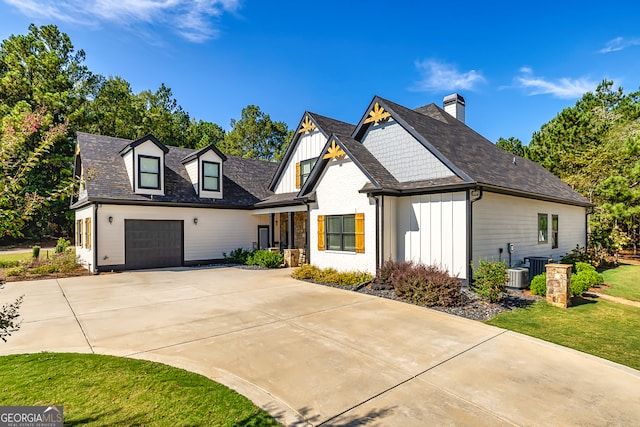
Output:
546,264,572,308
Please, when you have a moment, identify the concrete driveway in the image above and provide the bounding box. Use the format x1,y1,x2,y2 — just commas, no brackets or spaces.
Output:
2,267,639,426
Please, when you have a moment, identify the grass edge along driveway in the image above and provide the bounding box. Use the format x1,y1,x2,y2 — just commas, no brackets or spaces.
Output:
486,297,640,371
0,352,280,426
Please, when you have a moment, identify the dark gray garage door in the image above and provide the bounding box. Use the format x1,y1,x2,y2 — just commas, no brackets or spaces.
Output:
125,220,184,270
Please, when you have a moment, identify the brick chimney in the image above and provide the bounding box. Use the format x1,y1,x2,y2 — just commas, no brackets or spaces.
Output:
443,94,465,123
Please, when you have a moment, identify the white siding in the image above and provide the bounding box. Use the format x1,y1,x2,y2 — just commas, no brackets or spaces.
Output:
184,159,198,194
75,205,95,273
274,130,327,194
396,192,467,279
362,119,455,182
472,192,587,266
96,205,268,268
198,150,223,199
133,140,165,196
381,196,397,262
309,158,377,274
123,150,134,189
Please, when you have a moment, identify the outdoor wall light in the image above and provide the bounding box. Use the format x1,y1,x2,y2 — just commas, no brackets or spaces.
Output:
193,217,198,225
108,216,113,224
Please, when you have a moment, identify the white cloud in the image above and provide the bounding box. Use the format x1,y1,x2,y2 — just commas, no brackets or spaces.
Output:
599,36,640,53
514,67,597,99
412,59,486,92
2,0,241,42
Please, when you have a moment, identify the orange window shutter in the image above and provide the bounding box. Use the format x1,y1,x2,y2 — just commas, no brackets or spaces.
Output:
317,215,325,251
295,162,301,189
355,213,365,253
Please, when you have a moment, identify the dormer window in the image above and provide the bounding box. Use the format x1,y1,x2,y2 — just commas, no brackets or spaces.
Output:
202,161,220,191
139,155,161,189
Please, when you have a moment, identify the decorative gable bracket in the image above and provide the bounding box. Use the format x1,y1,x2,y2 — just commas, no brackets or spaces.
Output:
363,102,391,125
323,140,346,160
298,115,317,134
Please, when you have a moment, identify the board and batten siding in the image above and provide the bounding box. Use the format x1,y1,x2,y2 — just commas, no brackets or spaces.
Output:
309,158,377,274
75,204,95,272
274,129,327,194
361,118,455,182
381,196,398,262
96,204,268,267
472,192,587,266
395,192,467,279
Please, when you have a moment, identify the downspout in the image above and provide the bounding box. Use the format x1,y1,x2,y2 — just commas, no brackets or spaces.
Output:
93,203,99,275
374,195,380,271
467,187,483,284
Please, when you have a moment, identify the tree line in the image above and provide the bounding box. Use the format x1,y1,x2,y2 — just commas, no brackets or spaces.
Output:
0,24,292,242
496,81,640,256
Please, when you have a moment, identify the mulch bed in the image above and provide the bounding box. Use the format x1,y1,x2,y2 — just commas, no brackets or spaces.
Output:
306,280,542,321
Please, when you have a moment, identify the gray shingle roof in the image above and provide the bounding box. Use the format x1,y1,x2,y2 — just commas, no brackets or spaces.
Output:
377,98,591,206
72,132,277,208
307,112,355,138
254,192,303,208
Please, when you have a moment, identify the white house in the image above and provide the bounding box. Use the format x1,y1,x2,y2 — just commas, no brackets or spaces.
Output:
72,94,590,279
71,133,276,272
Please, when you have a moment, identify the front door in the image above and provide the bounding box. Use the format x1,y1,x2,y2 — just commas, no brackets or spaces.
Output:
258,226,269,249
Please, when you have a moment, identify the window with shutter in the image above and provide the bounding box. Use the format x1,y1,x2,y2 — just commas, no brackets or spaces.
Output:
355,213,364,253
317,215,325,251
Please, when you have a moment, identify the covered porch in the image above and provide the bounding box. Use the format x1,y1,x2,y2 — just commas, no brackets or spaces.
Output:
253,195,309,266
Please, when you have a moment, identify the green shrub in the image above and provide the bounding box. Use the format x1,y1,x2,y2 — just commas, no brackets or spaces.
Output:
392,263,461,307
561,245,600,267
30,263,57,275
246,250,284,268
575,262,595,273
222,247,253,264
291,264,373,286
55,238,71,254
32,246,40,259
28,252,80,275
472,260,508,303
291,264,321,280
571,269,604,296
51,252,81,273
5,266,26,277
530,273,547,296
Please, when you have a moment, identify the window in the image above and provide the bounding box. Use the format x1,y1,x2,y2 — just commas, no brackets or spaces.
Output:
326,215,356,251
138,155,160,189
318,213,364,253
299,159,315,187
76,220,82,247
85,218,92,250
538,213,548,244
552,215,559,249
202,161,220,191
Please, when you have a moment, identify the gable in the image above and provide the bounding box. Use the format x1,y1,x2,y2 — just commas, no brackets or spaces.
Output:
274,128,326,194
361,117,455,182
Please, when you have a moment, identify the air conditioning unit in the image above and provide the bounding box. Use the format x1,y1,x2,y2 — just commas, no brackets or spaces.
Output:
507,268,529,289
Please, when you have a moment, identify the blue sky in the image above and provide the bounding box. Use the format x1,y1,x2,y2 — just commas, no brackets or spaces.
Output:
2,0,640,145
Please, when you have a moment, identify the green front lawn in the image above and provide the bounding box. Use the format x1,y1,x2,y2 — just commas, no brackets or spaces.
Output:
0,353,280,426
486,299,640,370
601,263,640,301
0,251,33,265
